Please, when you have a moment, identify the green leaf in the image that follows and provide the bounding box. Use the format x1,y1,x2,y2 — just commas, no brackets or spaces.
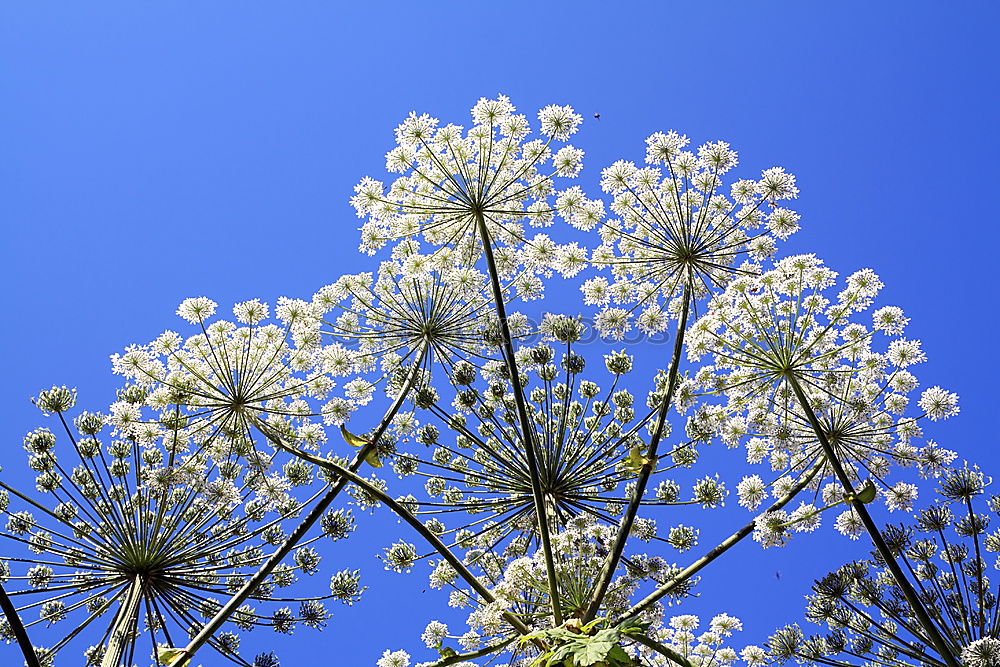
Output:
576,639,617,664
605,644,635,666
520,618,644,667
617,618,650,636
624,445,652,473
855,480,877,504
156,647,195,667
340,425,382,467
340,424,370,448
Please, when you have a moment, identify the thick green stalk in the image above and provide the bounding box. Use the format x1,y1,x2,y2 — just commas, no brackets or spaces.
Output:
0,583,40,667
474,210,562,625
415,637,518,667
615,460,823,624
785,374,960,667
583,287,690,623
101,578,143,667
181,344,428,662
632,633,697,667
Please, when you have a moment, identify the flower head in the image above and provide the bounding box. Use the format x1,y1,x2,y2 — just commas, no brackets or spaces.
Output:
576,133,800,331
687,255,957,530
350,96,586,279
769,465,1000,666
0,391,353,665
110,297,341,468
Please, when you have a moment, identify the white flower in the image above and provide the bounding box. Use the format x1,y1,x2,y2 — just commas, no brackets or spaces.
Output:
962,636,1000,666
377,649,411,667
595,307,631,339
919,386,960,420
884,482,918,512
421,621,448,649
580,135,801,332
788,502,821,533
753,511,791,548
351,96,585,267
834,508,864,539
537,104,582,139
670,614,700,631
688,255,957,530
872,305,908,335
709,613,742,635
176,296,217,323
740,645,768,666
737,475,767,511
111,298,339,468
884,338,926,367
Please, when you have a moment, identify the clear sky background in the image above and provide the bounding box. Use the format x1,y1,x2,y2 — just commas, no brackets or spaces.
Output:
2,2,998,665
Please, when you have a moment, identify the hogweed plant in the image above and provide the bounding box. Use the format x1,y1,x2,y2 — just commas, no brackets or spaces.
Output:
762,465,1000,667
0,387,361,667
0,96,972,667
578,132,799,338
684,255,959,539
682,254,961,664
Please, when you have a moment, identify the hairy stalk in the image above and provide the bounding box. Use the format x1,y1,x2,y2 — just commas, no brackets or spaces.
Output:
101,578,143,667
583,286,691,623
181,344,428,662
419,637,519,667
786,374,960,667
0,583,41,667
475,210,562,625
632,633,697,667
615,460,823,624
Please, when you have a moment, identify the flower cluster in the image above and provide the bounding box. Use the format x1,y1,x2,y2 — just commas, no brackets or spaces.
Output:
384,515,701,667
109,297,344,468
686,255,958,541
350,95,588,287
574,132,799,339
760,466,998,667
388,335,726,564
0,388,359,665
311,255,512,415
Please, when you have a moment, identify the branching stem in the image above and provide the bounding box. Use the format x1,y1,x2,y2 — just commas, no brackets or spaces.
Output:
615,460,823,624
101,578,143,667
786,373,960,667
181,344,429,662
475,209,562,625
268,443,536,640
583,286,690,623
632,633,697,667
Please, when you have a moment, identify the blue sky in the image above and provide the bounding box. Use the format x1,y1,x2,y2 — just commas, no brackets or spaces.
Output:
2,2,998,665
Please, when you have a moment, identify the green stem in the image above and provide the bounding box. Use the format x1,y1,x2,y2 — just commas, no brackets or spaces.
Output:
966,497,987,637
583,286,690,623
474,210,562,626
101,578,143,667
632,633,696,667
181,344,428,662
420,636,519,667
615,460,823,624
785,374,960,667
0,583,40,667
